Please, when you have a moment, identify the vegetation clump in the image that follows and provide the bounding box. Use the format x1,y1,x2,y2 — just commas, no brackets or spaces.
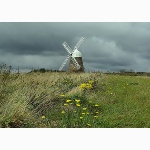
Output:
0,70,150,128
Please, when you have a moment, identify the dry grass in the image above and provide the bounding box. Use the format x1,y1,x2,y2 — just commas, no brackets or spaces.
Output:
0,72,150,128
0,72,102,127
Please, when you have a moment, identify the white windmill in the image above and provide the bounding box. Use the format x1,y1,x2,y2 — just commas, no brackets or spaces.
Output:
59,37,85,72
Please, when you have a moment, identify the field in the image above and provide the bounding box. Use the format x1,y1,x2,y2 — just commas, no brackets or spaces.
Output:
0,72,150,128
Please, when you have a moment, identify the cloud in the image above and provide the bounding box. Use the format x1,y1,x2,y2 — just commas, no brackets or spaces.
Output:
0,22,150,72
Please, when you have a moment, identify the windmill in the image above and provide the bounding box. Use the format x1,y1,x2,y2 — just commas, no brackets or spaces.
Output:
59,37,85,72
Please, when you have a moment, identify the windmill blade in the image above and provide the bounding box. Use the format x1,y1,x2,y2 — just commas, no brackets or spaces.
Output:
71,57,80,70
62,42,72,54
74,37,84,50
59,55,70,71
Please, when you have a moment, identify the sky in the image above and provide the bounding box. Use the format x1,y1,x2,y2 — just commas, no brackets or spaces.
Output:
0,22,150,72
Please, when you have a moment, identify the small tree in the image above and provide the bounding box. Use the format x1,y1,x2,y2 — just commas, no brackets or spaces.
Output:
39,68,46,73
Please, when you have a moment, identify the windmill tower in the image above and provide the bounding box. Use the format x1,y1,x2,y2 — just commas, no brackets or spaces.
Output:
59,37,84,72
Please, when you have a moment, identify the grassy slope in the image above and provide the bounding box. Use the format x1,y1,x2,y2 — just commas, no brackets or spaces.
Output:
0,72,149,128
97,75,150,127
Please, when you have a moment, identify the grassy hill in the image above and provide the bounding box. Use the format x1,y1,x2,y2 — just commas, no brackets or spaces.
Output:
0,72,150,127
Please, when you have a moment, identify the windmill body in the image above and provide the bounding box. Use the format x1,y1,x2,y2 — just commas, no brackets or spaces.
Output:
69,49,84,72
59,37,85,72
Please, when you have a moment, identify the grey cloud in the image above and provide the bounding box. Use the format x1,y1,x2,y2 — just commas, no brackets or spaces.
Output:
0,22,150,72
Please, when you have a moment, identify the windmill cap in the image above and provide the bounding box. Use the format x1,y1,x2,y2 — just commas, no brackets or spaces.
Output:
72,49,82,57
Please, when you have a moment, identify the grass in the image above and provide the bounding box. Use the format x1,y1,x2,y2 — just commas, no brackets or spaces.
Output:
0,72,150,128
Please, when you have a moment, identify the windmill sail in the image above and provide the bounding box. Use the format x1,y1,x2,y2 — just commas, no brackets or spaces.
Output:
59,37,85,72
59,55,70,71
62,42,72,54
74,37,84,50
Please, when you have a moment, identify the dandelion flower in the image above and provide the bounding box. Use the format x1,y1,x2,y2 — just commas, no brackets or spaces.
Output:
41,116,45,119
82,112,85,115
80,83,92,89
87,123,91,127
64,103,68,106
76,104,81,107
82,108,87,110
75,99,80,103
61,110,65,114
95,104,99,107
80,83,87,89
80,117,83,119
66,100,72,103
94,116,98,118
86,112,89,115
96,112,99,114
60,94,65,97
86,83,92,89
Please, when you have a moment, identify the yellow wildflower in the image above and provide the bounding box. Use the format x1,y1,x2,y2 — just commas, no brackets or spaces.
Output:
41,116,45,119
82,112,85,115
66,100,72,103
95,104,99,107
96,112,99,114
80,83,87,89
94,116,98,118
64,103,68,106
61,110,65,114
60,94,65,97
75,99,80,103
86,112,89,115
86,83,92,89
82,108,87,110
87,123,91,127
80,117,83,119
76,104,81,107
80,83,92,89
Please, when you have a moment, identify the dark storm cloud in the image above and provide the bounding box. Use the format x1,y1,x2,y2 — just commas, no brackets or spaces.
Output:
0,23,65,55
0,22,150,72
